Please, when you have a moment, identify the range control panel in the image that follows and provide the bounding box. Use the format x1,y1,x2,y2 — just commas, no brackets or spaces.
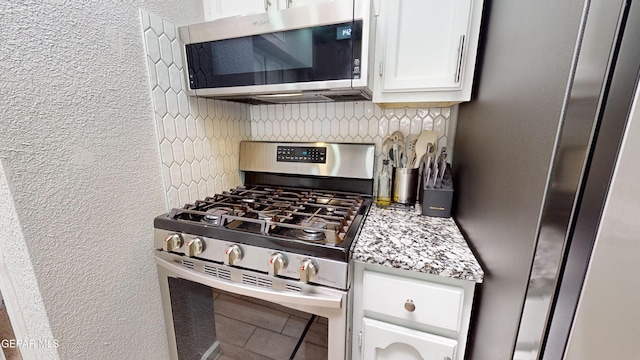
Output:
276,146,327,163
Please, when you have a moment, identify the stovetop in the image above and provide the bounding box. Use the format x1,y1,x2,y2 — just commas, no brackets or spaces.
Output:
154,185,372,262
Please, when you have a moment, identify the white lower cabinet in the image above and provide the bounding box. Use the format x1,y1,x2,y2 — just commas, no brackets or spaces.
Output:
362,318,457,360
352,262,477,360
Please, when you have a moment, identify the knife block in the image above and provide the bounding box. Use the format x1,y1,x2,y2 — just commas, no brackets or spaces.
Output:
421,163,454,217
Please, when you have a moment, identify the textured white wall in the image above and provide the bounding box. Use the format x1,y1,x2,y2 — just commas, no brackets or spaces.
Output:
0,1,203,359
0,164,58,359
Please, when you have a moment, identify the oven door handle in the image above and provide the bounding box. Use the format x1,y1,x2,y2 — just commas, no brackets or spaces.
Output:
155,256,343,309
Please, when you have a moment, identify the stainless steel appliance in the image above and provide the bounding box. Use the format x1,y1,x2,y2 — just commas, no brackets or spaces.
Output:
154,141,375,360
451,0,640,358
177,0,375,104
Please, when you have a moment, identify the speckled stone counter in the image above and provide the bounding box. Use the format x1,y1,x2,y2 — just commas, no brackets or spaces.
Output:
352,205,484,283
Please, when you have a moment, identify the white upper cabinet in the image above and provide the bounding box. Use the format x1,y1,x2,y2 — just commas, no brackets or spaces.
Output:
204,0,276,21
204,0,335,21
373,0,484,106
277,0,335,8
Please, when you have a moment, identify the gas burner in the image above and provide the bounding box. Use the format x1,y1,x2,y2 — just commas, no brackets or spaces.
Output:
257,213,272,221
301,217,328,229
204,208,232,225
257,210,281,222
295,218,329,241
296,230,326,241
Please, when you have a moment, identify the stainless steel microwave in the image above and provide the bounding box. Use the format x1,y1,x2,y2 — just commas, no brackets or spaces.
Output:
177,0,375,104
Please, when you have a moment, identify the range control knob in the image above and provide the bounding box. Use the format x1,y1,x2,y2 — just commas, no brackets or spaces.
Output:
298,259,318,283
163,234,183,252
268,253,287,276
186,238,205,257
224,244,243,265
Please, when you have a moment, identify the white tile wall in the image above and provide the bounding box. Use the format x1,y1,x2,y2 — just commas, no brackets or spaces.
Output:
141,10,251,209
250,103,457,168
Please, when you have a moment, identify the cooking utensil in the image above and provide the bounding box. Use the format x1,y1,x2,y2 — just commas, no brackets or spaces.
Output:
392,142,399,167
438,147,447,187
383,137,394,161
431,155,439,188
388,131,404,168
389,131,404,143
404,134,419,168
414,130,438,167
423,143,434,188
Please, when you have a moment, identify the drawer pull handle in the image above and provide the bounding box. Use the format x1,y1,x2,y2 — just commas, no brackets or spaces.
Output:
404,299,416,312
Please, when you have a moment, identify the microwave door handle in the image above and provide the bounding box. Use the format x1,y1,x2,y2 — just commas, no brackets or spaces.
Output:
155,256,343,309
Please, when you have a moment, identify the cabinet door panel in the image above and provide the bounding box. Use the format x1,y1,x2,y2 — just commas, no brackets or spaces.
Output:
279,0,335,8
381,0,472,91
204,0,269,20
363,270,464,332
362,317,457,360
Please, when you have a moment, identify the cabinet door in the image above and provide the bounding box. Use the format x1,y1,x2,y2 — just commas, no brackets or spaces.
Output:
377,0,472,93
362,318,457,360
204,0,272,21
278,0,335,8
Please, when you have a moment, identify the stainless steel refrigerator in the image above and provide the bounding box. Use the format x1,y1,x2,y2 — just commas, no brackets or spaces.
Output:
452,0,640,358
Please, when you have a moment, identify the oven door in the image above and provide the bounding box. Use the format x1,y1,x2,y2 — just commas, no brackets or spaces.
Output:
155,252,348,360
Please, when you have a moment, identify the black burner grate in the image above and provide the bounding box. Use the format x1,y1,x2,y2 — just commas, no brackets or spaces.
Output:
167,185,365,244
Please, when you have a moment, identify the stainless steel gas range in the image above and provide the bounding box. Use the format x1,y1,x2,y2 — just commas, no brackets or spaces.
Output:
154,141,375,360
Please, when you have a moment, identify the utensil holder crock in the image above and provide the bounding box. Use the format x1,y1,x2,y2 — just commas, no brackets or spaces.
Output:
392,167,419,205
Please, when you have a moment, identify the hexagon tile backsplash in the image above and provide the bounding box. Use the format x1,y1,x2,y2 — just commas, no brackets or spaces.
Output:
141,10,251,209
249,103,457,168
141,11,457,208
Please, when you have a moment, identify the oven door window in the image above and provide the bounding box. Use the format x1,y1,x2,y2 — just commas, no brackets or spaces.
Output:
168,277,218,359
185,21,363,89
167,277,329,359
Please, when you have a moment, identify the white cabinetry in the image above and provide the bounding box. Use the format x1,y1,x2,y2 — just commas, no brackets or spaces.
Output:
204,0,276,21
352,262,477,360
363,318,458,360
204,0,335,21
372,0,484,106
277,0,335,8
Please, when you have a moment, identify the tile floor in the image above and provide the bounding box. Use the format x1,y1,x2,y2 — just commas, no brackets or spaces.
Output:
213,290,328,360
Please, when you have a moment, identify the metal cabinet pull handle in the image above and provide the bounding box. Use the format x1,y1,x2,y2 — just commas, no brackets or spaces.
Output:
454,35,466,83
404,299,416,312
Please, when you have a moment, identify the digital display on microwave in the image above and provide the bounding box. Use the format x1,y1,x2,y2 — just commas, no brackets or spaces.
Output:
185,21,363,89
336,25,352,40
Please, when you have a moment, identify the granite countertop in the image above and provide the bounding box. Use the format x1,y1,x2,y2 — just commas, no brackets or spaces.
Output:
352,205,484,283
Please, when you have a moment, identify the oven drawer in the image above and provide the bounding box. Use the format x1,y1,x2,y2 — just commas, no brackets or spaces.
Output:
362,271,464,332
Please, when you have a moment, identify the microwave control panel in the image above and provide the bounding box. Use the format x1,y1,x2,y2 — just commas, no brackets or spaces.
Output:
277,146,326,163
